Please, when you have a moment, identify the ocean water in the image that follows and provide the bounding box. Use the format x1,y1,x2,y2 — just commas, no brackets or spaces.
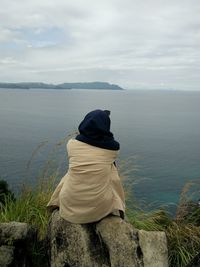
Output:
0,89,200,211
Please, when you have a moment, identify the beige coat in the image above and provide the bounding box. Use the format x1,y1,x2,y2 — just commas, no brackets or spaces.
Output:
47,139,125,223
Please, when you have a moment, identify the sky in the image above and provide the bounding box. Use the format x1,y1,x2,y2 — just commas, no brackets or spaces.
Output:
0,0,200,90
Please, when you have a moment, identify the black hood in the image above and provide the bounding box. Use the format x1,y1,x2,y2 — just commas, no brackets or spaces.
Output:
75,109,120,150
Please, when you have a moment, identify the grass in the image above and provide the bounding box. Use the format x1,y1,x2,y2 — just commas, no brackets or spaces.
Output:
0,175,55,266
0,138,200,267
167,222,200,267
0,174,55,239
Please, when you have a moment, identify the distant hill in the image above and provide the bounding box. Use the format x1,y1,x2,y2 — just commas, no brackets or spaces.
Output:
0,82,123,90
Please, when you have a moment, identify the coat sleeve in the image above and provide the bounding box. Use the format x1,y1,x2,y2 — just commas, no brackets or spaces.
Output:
46,173,68,212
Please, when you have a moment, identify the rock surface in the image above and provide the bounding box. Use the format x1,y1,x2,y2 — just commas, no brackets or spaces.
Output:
138,230,168,267
0,245,14,267
96,216,142,267
0,222,37,267
47,210,169,267
47,210,102,267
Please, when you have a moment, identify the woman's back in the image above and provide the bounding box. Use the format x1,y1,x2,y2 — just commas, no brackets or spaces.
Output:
47,110,125,223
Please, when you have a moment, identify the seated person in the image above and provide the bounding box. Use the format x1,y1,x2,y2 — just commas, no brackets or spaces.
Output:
47,109,125,223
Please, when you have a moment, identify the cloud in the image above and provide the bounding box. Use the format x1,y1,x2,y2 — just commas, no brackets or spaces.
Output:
0,0,200,89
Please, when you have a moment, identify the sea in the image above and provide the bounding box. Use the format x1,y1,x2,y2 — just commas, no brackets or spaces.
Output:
0,88,200,214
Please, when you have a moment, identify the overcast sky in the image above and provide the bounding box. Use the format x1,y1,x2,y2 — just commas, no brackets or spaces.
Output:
0,0,200,90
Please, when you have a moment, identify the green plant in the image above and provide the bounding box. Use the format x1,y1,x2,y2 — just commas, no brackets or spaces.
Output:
0,174,56,239
167,222,200,267
126,207,172,231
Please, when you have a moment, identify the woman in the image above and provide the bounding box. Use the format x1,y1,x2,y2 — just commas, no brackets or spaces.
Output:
47,109,125,224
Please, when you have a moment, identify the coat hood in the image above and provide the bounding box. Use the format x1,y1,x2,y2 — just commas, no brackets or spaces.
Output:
76,109,120,150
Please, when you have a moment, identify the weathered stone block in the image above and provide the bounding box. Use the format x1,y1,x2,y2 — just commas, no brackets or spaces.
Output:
138,230,168,267
47,210,169,267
